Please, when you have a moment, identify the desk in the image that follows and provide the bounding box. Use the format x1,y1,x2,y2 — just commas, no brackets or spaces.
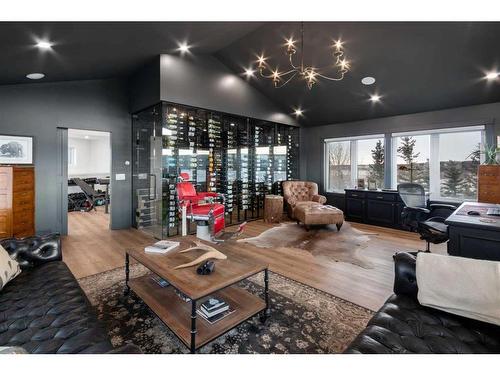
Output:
446,202,500,261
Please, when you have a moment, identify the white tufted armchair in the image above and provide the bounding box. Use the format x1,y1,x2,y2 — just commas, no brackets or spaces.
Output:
282,181,327,219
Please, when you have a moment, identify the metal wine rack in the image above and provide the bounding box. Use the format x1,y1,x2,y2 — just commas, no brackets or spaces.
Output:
132,102,300,239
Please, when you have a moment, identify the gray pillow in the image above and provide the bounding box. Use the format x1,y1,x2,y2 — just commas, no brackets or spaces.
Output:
0,244,21,291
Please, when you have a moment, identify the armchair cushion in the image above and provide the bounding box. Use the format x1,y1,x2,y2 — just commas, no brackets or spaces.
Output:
311,194,327,204
282,180,325,218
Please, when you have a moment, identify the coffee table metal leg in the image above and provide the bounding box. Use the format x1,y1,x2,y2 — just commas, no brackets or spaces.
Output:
261,268,271,322
124,253,130,295
190,300,197,353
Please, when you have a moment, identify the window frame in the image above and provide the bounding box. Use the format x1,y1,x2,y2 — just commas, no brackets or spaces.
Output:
391,125,485,201
324,134,385,193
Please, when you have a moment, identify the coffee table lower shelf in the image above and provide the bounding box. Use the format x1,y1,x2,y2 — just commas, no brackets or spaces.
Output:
128,275,266,351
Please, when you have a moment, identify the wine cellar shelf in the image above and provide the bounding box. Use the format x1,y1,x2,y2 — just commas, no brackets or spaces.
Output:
132,102,300,239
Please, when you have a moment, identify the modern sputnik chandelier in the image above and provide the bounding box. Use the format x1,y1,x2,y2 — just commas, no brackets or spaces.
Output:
253,22,350,90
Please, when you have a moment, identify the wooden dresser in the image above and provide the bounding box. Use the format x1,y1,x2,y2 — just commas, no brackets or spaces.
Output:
0,166,35,239
478,165,500,204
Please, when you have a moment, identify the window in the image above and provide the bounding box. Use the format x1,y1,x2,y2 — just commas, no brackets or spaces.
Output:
392,126,485,200
325,135,384,192
438,130,482,200
394,134,430,190
324,126,485,200
325,140,351,192
68,147,76,166
357,137,385,189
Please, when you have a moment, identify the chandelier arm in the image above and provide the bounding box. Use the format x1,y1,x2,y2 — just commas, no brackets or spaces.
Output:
288,52,301,71
274,71,299,88
314,72,347,81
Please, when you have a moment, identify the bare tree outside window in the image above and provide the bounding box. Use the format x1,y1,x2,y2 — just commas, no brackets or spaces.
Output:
327,141,351,191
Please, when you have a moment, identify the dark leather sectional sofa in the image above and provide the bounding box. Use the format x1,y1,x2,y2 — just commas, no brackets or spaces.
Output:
344,252,500,353
0,234,140,354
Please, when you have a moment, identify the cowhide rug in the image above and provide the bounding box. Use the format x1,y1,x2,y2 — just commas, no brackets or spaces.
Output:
238,222,378,269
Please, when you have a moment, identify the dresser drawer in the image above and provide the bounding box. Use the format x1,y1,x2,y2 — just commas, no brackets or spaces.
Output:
345,190,366,199
13,210,33,226
13,190,34,208
13,171,34,191
366,191,397,202
0,211,11,238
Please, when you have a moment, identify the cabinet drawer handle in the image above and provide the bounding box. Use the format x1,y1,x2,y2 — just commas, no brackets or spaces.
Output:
351,194,358,197
377,196,384,199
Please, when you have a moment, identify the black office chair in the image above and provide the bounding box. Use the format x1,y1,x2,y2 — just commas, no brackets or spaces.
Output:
397,183,457,252
72,177,106,212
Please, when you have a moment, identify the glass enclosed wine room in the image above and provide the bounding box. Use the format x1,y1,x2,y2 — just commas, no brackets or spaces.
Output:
132,102,300,239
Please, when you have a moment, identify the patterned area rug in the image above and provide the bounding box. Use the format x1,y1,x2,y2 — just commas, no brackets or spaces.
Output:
238,221,378,269
78,264,373,354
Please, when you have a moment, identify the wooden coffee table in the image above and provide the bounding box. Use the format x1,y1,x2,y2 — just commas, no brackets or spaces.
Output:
125,241,270,353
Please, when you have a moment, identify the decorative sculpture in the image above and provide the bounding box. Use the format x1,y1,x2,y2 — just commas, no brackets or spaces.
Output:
174,240,227,270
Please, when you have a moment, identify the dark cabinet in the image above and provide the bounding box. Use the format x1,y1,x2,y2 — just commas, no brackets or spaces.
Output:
366,200,395,225
344,189,405,230
345,198,364,220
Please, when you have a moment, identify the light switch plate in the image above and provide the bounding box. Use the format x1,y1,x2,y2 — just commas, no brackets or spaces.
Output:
115,173,126,181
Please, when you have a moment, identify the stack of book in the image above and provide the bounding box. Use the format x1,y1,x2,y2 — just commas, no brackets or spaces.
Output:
197,297,235,324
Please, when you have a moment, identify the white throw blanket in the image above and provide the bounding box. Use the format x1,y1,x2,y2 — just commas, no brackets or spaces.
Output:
416,253,500,326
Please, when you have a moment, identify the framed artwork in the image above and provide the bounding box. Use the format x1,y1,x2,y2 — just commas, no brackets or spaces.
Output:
357,178,365,189
0,135,34,165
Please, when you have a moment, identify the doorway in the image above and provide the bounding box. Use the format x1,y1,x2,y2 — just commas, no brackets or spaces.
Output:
66,129,112,235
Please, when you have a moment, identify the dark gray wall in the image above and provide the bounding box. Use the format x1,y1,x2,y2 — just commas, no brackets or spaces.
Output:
129,58,160,113
302,102,500,195
157,54,297,125
0,78,132,233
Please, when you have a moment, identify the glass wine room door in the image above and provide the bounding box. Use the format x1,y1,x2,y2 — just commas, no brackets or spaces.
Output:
132,104,164,239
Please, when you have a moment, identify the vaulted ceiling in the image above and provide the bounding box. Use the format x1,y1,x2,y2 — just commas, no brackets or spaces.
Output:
2,22,500,126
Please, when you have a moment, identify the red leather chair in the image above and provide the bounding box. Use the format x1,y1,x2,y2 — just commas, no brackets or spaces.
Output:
176,172,225,240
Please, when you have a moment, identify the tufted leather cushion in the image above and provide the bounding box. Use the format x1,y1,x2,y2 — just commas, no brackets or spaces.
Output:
0,234,61,269
282,181,327,218
344,294,500,353
0,261,115,354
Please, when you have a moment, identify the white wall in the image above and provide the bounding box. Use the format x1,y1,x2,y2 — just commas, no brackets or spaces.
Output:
68,134,110,178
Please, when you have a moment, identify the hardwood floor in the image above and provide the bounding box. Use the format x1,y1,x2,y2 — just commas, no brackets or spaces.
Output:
63,207,153,279
64,208,446,311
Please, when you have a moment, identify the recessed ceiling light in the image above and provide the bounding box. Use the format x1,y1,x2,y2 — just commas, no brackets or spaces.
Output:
485,71,499,80
84,135,89,139
370,94,381,102
244,68,255,77
36,41,53,50
361,76,376,85
26,73,45,80
293,108,303,116
178,43,190,53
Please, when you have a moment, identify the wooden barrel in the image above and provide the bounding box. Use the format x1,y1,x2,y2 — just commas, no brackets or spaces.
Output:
264,195,284,223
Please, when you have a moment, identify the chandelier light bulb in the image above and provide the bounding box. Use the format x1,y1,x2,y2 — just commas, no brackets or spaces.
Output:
334,39,343,50
293,108,303,116
244,68,255,77
370,94,381,102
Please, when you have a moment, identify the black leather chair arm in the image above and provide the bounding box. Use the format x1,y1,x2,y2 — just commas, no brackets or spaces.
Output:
429,203,457,212
403,206,430,215
0,233,62,269
426,216,446,222
393,252,418,299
